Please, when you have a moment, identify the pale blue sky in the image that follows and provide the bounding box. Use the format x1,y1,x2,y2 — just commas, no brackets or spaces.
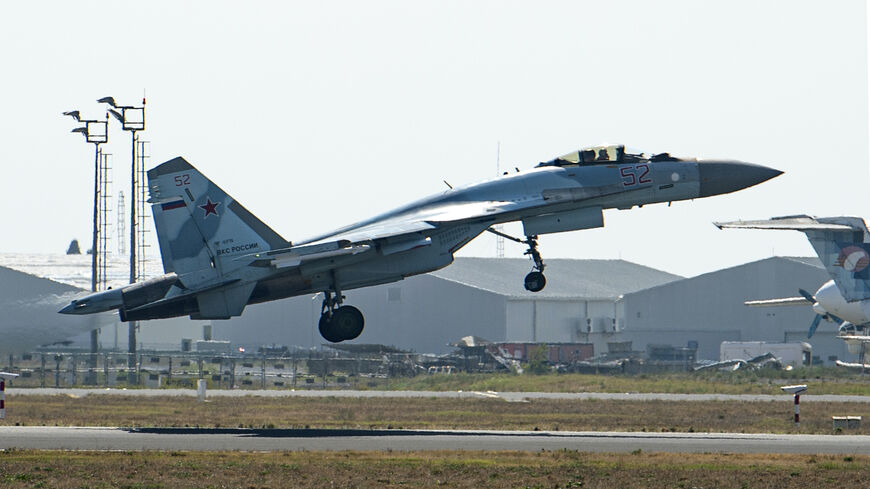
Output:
1,1,867,277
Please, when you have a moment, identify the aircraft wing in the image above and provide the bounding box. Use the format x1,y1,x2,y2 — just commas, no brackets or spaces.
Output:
714,216,856,232
744,297,812,307
835,360,870,370
298,200,525,246
297,182,654,247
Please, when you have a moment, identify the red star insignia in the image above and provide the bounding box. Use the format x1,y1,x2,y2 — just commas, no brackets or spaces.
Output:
199,198,220,218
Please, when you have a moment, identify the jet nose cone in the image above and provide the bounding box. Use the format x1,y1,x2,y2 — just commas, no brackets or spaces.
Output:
58,301,77,315
697,160,782,198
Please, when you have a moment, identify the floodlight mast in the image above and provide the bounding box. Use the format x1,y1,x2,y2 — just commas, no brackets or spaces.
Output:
64,113,108,294
100,96,146,380
64,111,109,385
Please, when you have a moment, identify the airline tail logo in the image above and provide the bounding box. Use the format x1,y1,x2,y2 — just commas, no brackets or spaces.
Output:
836,245,870,274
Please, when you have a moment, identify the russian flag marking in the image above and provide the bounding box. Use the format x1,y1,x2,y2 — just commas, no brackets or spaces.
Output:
161,200,186,211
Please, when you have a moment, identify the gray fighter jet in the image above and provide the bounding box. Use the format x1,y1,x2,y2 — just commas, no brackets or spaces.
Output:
60,144,781,342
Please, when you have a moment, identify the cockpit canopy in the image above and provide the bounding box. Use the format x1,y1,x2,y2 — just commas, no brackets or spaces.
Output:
537,144,680,167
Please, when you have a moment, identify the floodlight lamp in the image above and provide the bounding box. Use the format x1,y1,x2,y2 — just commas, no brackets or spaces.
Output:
63,110,81,122
108,108,125,123
97,96,117,108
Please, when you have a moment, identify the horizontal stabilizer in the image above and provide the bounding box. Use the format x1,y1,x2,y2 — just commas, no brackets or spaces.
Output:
744,297,812,307
714,216,856,232
123,278,241,314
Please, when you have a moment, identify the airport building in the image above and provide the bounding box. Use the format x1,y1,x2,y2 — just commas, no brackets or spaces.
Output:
618,256,841,361
215,257,681,354
199,256,850,362
0,253,855,363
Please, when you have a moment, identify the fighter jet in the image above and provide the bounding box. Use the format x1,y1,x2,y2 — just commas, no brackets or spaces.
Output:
715,215,870,337
60,144,781,342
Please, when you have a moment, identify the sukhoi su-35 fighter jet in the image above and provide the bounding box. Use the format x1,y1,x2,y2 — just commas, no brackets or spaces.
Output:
61,144,781,342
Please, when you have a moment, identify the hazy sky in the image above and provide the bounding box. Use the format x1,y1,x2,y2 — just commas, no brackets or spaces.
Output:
1,1,867,278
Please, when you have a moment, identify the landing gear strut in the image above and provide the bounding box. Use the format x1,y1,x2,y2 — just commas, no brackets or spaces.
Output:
486,228,547,292
522,236,546,292
318,290,364,343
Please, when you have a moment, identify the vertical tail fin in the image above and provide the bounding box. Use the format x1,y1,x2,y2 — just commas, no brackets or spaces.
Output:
802,217,870,302
715,215,870,302
147,157,288,283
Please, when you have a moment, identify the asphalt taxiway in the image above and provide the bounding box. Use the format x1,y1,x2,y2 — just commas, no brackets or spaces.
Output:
9,388,870,403
1,426,868,454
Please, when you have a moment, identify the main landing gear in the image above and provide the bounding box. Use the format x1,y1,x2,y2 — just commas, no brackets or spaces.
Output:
486,228,547,292
318,290,364,343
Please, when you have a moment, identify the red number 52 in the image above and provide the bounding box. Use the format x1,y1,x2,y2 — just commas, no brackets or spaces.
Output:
620,165,652,187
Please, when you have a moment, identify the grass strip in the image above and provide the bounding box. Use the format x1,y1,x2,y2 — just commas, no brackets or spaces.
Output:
0,450,868,488
4,395,870,435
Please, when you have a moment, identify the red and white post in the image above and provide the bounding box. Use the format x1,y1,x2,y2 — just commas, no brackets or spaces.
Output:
0,372,20,419
794,394,800,428
781,384,807,429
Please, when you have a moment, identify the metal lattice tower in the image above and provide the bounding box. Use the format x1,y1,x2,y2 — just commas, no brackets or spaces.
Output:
134,139,150,281
99,95,146,381
495,142,505,258
97,151,112,291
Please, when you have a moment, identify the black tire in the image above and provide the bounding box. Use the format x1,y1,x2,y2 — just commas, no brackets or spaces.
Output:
332,305,365,341
318,314,343,343
524,271,546,292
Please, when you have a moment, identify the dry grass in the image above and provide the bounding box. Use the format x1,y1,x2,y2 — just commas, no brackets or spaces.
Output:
3,395,870,434
382,370,870,395
0,450,868,488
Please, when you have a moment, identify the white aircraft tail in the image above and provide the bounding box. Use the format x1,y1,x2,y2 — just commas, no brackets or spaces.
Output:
802,217,870,302
147,157,289,282
716,215,870,302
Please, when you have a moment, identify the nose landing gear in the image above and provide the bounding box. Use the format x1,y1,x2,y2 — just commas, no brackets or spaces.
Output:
318,290,364,343
486,228,547,292
522,236,546,292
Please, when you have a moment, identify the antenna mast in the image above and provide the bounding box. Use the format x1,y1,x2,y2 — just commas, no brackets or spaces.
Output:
495,142,505,258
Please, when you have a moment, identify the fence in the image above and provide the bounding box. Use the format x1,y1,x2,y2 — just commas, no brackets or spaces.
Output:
2,351,395,389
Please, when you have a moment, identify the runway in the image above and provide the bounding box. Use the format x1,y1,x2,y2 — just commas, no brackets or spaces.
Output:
10,388,870,403
1,426,869,454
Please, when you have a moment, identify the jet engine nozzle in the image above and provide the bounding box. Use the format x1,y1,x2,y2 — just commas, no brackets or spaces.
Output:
697,160,782,198
59,288,123,315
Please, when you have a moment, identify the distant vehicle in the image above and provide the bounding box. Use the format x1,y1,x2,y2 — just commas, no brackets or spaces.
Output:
60,144,780,343
716,215,870,337
720,341,812,368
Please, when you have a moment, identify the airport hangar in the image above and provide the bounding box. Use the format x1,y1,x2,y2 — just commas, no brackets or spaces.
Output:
0,254,852,363
215,256,846,362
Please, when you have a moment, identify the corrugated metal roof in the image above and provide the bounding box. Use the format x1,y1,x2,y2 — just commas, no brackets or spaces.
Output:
623,256,824,297
780,256,824,269
429,257,683,300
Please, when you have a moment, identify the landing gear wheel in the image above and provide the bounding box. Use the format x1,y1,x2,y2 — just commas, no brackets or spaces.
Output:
332,305,364,341
524,271,546,292
485,228,549,293
318,314,343,343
